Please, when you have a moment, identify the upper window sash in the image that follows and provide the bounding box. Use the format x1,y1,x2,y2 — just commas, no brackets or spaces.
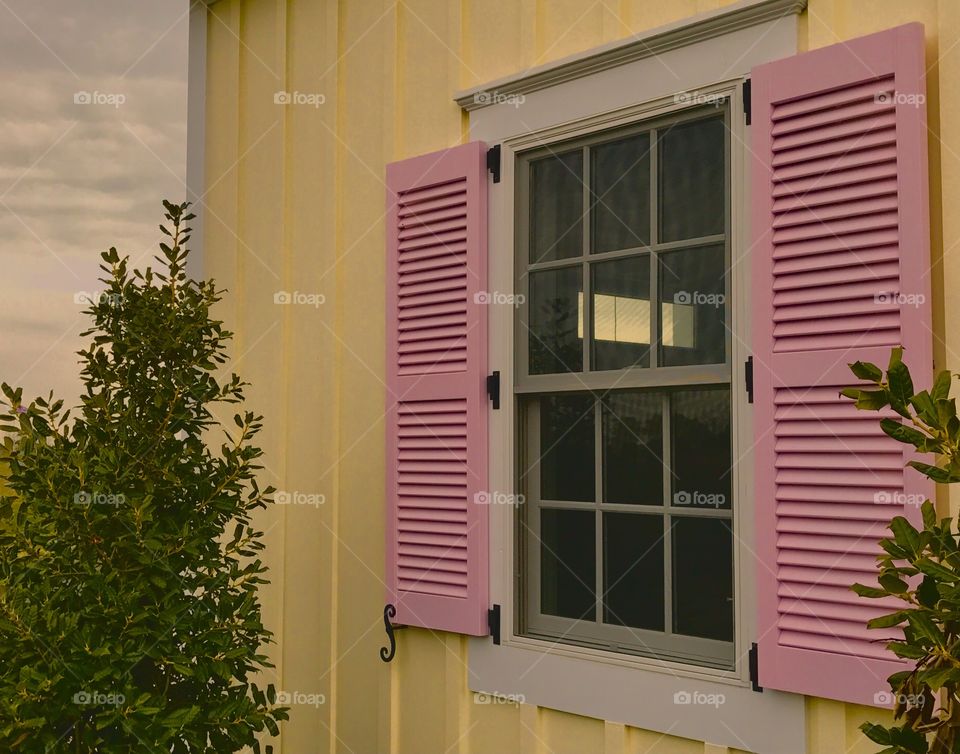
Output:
514,105,732,392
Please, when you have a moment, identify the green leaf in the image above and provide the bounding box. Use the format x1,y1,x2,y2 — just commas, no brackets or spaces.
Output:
906,611,945,647
914,558,957,583
878,572,909,594
919,666,959,689
853,583,889,599
908,460,956,484
850,361,884,382
932,369,953,401
888,360,915,416
888,641,929,659
867,610,909,629
936,398,957,430
890,517,921,555
880,417,929,447
888,725,930,753
847,389,891,411
917,575,939,608
162,706,200,729
888,346,905,372
860,722,892,745
910,390,938,426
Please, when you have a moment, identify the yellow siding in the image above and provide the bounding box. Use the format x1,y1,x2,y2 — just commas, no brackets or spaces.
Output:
200,0,950,750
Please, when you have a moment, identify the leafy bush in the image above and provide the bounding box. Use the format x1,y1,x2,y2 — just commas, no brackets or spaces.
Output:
844,348,960,754
0,202,286,752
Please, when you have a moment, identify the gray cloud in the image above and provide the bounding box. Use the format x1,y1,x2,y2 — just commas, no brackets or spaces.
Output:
0,0,189,402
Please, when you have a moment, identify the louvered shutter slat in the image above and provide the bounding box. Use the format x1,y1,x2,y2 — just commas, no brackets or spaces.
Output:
752,24,933,706
385,142,489,636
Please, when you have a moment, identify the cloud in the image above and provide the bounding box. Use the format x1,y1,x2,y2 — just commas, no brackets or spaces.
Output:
0,0,189,404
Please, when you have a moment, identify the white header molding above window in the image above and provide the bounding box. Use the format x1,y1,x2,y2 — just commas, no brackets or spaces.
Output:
454,0,807,112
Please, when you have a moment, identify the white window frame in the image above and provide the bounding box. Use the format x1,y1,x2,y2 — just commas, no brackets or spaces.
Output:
459,3,808,752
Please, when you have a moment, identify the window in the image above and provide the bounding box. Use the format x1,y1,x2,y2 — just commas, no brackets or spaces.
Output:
516,107,734,668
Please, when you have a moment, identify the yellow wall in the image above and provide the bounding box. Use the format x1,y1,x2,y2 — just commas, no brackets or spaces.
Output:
200,1,953,751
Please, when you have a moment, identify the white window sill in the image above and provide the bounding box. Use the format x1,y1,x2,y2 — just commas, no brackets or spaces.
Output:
468,636,805,753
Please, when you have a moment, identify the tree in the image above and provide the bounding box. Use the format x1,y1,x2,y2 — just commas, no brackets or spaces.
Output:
844,348,960,754
0,201,286,752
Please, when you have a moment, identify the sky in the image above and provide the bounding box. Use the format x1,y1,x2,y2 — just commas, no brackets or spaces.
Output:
0,1,190,403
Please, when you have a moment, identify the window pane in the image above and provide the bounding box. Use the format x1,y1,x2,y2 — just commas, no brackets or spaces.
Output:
602,391,663,505
671,388,731,510
672,517,733,641
591,256,651,371
530,150,583,263
541,508,595,620
540,393,595,502
658,246,725,367
658,117,725,242
528,266,583,374
591,134,650,253
603,512,664,630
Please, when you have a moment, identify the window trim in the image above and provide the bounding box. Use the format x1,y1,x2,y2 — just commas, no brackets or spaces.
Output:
514,107,736,666
463,8,806,751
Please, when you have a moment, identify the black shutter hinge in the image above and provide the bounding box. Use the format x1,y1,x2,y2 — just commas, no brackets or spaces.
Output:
742,79,752,125
749,642,763,692
745,356,754,404
486,370,501,410
488,604,501,645
487,144,501,184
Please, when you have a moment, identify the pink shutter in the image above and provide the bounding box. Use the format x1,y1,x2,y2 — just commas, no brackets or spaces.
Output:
752,23,932,705
385,142,489,635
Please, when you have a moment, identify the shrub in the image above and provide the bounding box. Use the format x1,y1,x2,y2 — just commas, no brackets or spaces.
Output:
844,348,960,754
0,201,286,752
